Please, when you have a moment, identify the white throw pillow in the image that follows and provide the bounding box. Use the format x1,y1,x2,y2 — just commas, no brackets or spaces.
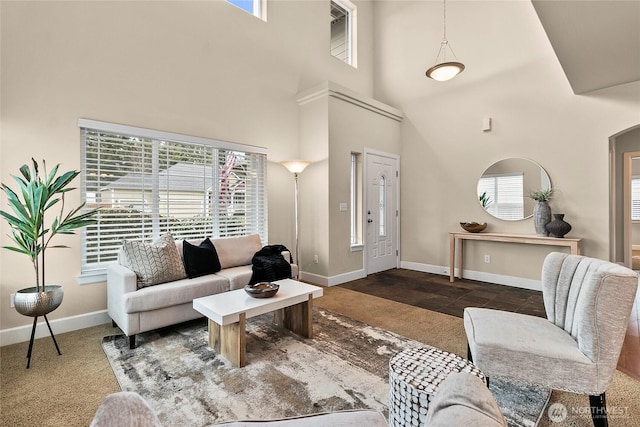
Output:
120,233,187,288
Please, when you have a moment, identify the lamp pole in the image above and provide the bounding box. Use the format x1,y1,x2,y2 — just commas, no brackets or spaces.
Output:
280,160,311,267
293,171,301,266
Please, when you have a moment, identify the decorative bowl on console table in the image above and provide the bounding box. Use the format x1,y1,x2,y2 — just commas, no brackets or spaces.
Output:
460,222,487,233
245,282,280,298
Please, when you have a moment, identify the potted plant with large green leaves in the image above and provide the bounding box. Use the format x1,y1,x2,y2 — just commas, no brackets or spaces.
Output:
1,159,98,367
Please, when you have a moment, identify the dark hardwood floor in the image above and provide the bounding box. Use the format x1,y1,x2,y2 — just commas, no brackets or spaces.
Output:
339,268,546,318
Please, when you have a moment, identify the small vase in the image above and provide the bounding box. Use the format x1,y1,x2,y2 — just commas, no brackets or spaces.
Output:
14,285,64,317
533,201,551,237
546,214,572,238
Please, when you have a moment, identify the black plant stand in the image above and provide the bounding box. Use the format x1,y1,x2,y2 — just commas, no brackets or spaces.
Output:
26,315,62,369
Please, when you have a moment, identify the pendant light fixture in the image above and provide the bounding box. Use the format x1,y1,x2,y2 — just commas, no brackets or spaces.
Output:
426,0,465,81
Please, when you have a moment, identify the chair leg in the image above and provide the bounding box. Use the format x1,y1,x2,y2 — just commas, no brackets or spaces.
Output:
112,320,117,328
589,393,608,427
467,343,473,362
128,334,136,349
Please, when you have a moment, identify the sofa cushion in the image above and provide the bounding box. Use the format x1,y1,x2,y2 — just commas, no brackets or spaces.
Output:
120,233,187,288
123,274,230,314
424,372,507,427
90,392,162,427
212,234,262,269
183,238,222,278
214,265,254,291
214,410,388,426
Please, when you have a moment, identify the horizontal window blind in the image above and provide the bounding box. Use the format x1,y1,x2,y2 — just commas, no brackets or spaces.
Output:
478,173,524,221
79,120,267,274
632,177,640,221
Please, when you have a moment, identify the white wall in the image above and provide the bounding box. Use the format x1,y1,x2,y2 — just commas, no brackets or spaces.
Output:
0,0,376,333
373,1,640,280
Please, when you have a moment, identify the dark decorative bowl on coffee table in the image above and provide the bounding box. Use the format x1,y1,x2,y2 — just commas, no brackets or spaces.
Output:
244,282,279,298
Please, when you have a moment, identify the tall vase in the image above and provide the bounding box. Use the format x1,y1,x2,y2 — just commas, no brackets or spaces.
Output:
546,214,572,238
533,201,551,237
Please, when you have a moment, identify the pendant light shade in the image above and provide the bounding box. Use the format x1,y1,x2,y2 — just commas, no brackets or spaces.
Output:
426,61,465,82
426,0,464,81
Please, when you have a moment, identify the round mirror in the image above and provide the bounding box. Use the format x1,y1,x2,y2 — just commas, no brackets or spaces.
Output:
477,158,551,221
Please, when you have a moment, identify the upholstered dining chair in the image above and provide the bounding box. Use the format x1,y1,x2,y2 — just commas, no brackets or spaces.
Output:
464,252,639,427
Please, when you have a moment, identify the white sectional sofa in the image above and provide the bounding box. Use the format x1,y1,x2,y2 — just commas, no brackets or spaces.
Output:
107,234,298,349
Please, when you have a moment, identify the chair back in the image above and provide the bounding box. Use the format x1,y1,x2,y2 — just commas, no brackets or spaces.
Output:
541,253,638,374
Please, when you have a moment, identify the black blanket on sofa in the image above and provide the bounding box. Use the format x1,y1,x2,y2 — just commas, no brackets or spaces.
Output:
249,245,293,285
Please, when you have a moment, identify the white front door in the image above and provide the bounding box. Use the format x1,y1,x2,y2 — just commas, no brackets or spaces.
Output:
365,151,399,274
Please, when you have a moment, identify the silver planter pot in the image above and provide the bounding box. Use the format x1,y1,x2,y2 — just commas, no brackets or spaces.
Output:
14,285,64,317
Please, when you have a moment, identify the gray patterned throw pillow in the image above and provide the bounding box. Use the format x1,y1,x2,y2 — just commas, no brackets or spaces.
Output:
120,233,187,288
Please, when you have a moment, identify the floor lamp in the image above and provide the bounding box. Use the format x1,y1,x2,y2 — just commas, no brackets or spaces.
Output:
281,160,311,267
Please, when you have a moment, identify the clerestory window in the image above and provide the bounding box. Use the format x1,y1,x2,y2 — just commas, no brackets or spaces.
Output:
330,0,357,67
78,119,267,280
226,0,266,20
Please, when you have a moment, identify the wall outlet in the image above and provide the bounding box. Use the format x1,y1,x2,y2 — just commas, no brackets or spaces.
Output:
484,255,491,264
10,293,15,308
313,254,319,264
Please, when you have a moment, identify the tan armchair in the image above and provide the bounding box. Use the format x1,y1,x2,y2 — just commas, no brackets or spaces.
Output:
464,252,638,427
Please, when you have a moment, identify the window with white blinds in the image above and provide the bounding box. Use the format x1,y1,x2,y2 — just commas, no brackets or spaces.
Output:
79,119,267,276
632,177,640,221
477,173,524,220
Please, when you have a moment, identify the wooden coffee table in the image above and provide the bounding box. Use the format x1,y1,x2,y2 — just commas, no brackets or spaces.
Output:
193,279,323,367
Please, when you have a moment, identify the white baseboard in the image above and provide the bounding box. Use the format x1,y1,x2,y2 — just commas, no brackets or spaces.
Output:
0,309,112,347
299,269,366,287
400,261,542,291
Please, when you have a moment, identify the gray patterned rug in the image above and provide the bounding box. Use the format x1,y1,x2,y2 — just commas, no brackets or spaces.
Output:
102,308,550,426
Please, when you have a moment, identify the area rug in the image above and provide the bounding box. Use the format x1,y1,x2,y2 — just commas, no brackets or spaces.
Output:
102,308,550,426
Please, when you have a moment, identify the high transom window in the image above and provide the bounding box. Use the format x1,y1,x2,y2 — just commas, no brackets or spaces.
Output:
331,0,356,66
79,119,267,277
226,0,266,20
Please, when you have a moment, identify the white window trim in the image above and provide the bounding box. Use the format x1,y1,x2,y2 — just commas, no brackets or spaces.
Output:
77,119,267,155
331,0,357,68
226,0,267,21
350,152,363,250
76,119,267,284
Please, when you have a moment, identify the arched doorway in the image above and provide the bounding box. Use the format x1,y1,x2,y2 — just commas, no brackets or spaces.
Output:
610,124,640,381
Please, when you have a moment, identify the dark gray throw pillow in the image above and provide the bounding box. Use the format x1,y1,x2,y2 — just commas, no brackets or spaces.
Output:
182,238,222,278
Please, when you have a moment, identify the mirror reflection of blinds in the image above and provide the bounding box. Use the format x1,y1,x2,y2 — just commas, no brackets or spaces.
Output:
632,177,640,221
79,121,267,274
478,173,524,221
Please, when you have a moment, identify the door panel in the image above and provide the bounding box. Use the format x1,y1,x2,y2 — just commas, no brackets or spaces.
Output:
366,152,398,274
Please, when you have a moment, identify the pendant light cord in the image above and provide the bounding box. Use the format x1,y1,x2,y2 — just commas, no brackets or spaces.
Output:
443,0,448,42
435,0,460,63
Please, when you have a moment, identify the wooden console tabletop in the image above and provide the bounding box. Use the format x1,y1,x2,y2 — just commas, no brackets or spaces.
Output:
449,232,582,282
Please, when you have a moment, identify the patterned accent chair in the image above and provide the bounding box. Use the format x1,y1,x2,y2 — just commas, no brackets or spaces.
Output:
464,252,638,427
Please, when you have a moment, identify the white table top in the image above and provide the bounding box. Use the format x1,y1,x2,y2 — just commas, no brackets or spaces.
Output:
193,279,323,326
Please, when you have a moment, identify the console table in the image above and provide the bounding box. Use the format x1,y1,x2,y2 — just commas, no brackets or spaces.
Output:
449,232,582,282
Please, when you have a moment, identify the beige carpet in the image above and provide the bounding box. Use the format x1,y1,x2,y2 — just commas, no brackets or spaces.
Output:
1,286,639,427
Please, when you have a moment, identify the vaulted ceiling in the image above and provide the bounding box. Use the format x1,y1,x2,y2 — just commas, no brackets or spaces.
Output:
532,0,640,94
